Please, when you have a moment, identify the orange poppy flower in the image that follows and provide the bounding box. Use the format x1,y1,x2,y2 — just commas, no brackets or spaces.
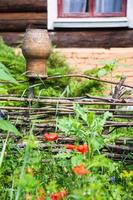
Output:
76,144,88,154
65,144,77,150
72,164,90,176
50,190,67,200
43,133,59,141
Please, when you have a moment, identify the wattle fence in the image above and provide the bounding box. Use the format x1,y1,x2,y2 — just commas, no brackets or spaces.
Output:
0,75,133,164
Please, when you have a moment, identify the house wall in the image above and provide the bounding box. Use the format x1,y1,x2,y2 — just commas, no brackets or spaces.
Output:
0,0,133,48
55,48,133,86
0,0,47,46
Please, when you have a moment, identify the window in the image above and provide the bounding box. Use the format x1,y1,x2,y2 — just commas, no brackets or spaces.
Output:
58,0,127,17
48,0,133,30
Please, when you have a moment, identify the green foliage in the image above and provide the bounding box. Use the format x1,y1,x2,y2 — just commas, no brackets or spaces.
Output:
0,39,114,98
58,105,111,152
82,60,117,96
0,63,18,84
18,173,38,192
63,79,104,97
42,51,71,96
0,119,21,136
0,40,132,199
57,105,132,199
68,63,117,97
0,38,25,79
0,120,20,170
84,59,117,78
0,134,9,168
105,127,133,144
0,39,71,97
0,105,132,199
47,51,69,69
0,38,28,95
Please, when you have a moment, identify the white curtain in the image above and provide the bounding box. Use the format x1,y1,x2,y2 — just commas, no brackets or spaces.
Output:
63,0,87,13
96,0,122,13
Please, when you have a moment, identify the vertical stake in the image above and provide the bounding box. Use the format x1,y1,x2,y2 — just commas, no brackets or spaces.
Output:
28,78,35,99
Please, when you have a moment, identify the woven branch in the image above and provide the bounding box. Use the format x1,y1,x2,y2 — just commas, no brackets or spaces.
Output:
47,74,133,89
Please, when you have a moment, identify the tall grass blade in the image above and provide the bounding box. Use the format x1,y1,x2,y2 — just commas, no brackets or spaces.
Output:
0,133,9,168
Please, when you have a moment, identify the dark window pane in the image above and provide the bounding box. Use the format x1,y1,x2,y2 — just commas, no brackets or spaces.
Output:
63,0,88,13
95,0,122,13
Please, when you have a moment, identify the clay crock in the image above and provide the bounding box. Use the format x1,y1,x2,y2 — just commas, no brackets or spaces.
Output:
22,28,52,78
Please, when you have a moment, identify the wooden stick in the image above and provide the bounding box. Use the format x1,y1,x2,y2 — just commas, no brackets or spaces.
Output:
106,144,133,152
103,152,132,160
0,106,133,113
0,96,133,106
1,94,132,103
103,76,126,135
47,74,133,89
105,122,133,127
0,74,133,89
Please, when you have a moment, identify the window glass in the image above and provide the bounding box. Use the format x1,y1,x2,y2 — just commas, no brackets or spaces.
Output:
59,0,126,17
63,0,88,13
95,0,122,13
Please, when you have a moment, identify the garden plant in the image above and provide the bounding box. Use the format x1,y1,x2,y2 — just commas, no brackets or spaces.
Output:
0,39,132,200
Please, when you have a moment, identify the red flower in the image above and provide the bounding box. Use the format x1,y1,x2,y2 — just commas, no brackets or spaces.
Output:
43,133,58,141
76,144,88,154
72,164,90,176
50,190,67,200
65,144,77,150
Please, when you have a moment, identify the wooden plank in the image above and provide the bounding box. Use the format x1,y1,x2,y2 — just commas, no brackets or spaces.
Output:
0,13,47,31
1,29,133,48
49,29,133,48
0,13,47,20
0,0,47,12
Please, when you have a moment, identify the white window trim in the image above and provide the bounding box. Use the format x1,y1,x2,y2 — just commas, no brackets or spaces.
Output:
48,0,133,30
54,17,128,28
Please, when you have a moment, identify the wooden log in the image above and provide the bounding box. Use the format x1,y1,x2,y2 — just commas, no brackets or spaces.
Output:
0,32,24,46
0,13,47,31
49,29,133,48
1,29,133,48
0,0,47,12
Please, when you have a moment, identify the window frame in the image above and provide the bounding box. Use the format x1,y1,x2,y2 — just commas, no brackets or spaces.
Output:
58,0,127,18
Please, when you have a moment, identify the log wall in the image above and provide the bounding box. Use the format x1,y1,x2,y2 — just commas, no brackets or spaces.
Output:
1,29,133,48
0,13,47,31
0,0,133,48
0,0,47,12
